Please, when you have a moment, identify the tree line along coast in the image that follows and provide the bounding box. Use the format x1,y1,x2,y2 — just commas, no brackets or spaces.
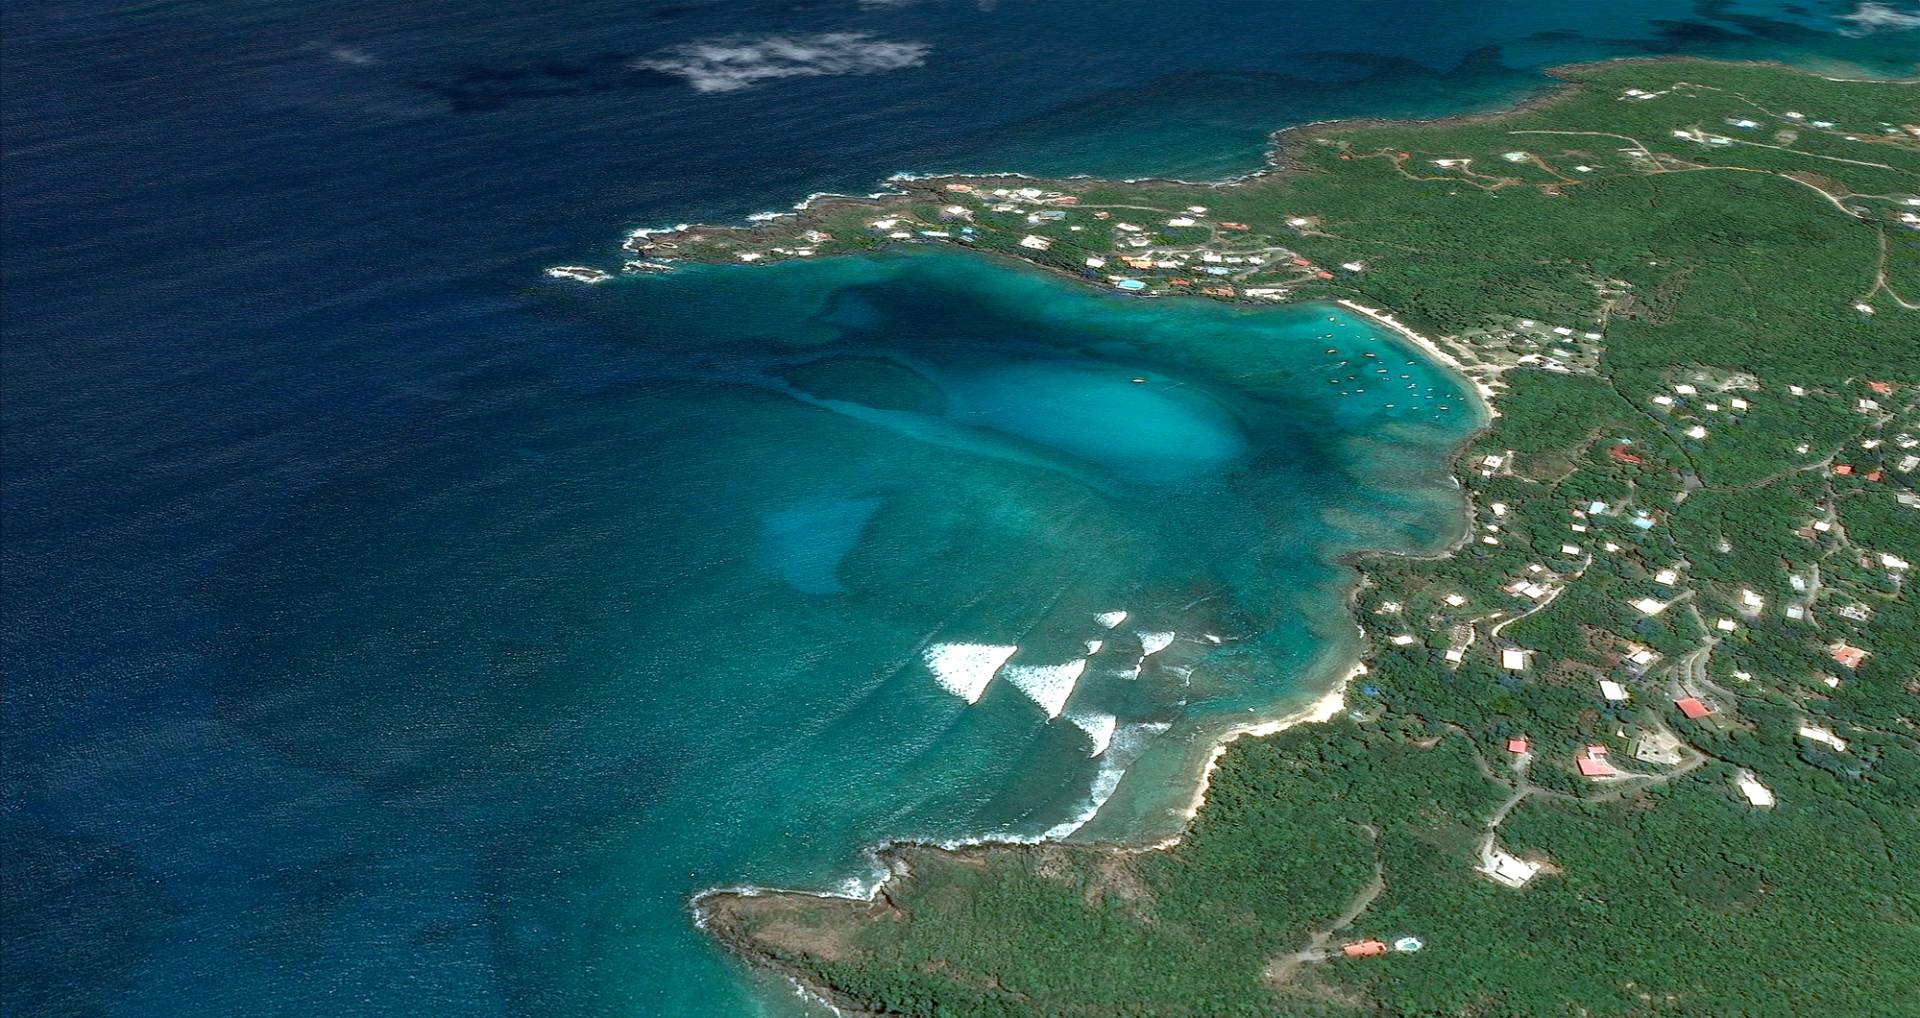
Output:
573,58,1918,1017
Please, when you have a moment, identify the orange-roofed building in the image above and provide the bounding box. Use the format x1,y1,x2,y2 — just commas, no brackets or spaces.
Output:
1831,644,1869,669
1342,940,1388,958
1219,221,1251,231
1675,697,1713,720
1833,464,1854,476
1866,470,1884,482
1508,737,1529,754
1609,445,1647,465
1577,755,1616,777
1868,380,1894,395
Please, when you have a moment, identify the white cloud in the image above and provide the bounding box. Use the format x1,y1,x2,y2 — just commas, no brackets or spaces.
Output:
1838,2,1920,34
640,32,930,93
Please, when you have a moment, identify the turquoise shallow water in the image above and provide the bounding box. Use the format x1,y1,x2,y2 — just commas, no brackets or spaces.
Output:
7,1,1914,1015
201,248,1480,1014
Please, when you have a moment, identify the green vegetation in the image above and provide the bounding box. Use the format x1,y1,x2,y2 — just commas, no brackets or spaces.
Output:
681,60,1920,1016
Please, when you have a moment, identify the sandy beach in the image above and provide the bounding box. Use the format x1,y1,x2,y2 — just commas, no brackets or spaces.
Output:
1135,661,1365,852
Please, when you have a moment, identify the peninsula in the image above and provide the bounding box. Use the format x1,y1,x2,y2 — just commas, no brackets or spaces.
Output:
615,59,1919,1015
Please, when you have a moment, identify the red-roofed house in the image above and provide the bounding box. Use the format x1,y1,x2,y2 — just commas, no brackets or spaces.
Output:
1831,643,1869,669
1342,940,1388,958
1868,380,1894,395
1675,697,1713,720
1833,464,1854,476
1577,755,1616,777
1508,737,1529,755
1866,470,1884,482
1608,445,1647,465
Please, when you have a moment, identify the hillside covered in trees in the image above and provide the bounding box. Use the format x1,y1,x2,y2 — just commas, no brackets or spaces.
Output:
668,59,1920,1016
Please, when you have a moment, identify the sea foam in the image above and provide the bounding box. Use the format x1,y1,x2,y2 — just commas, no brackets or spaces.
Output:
1064,710,1117,756
1137,630,1176,656
1003,658,1086,719
1041,721,1172,839
1084,638,1104,655
1095,610,1128,629
923,642,1017,704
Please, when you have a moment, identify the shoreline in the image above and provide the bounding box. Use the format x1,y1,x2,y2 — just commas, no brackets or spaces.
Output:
685,274,1504,1005
1132,661,1364,853
1336,299,1506,419
604,56,1914,276
656,49,1721,1006
694,363,1500,1017
692,657,1377,1018
618,59,1824,244
597,51,1920,1014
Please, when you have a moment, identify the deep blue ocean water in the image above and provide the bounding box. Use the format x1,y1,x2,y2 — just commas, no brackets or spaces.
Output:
4,2,1915,1016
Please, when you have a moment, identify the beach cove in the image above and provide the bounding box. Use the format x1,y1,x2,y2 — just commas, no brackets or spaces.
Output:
673,55,1920,1015
8,2,1915,1016
602,246,1492,979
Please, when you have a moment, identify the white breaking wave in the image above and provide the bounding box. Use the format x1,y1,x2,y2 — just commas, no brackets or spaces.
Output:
1095,610,1128,629
639,33,931,93
1003,659,1086,719
1041,721,1172,839
923,642,1017,704
1839,2,1920,34
1084,638,1104,655
1065,710,1118,756
831,857,895,900
1137,630,1176,656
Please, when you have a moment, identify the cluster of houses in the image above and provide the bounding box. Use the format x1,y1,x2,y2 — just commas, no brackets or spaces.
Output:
876,181,1349,300
1646,373,1759,447
1446,318,1604,378
1380,362,1913,844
